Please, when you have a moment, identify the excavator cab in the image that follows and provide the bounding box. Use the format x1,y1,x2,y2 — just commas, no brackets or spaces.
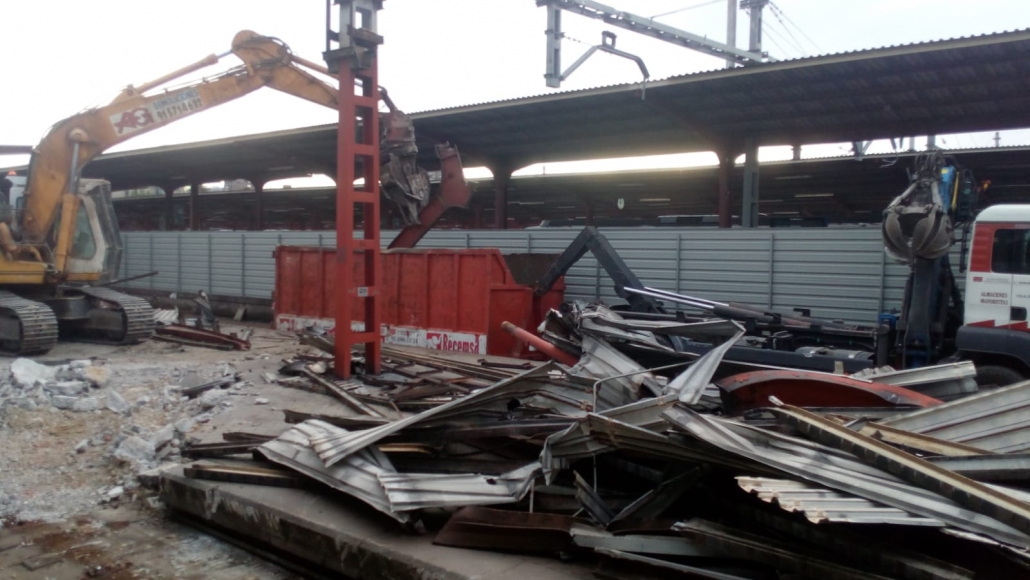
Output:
64,179,123,283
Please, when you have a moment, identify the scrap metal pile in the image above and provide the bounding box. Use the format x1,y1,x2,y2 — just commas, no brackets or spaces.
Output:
176,303,1030,579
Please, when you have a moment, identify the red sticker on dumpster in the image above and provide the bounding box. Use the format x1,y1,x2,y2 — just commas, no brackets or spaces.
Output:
425,331,485,354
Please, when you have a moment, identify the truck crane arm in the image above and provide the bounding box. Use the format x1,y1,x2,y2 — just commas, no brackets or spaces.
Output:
881,151,978,368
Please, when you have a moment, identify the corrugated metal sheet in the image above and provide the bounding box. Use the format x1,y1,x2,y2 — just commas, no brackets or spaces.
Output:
378,463,539,512
411,29,1030,116
257,420,409,524
880,380,1030,454
662,407,1030,547
736,476,941,526
120,226,961,327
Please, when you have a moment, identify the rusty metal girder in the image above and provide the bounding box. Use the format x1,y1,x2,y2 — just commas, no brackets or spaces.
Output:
154,324,251,350
433,506,579,554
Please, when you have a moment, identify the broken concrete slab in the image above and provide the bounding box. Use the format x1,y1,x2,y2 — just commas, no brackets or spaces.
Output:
106,390,130,414
199,388,227,409
49,395,80,410
44,380,89,397
173,417,195,436
138,463,180,490
71,397,101,413
113,435,155,466
7,397,37,411
11,358,56,388
78,365,111,388
150,424,175,450
160,468,592,580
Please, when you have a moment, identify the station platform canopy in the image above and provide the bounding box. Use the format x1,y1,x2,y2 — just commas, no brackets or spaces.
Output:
59,28,1030,192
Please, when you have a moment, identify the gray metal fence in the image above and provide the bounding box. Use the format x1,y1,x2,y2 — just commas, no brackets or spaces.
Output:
120,227,961,326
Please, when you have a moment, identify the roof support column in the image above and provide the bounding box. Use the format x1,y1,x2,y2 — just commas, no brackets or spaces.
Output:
189,182,200,231
792,144,801,161
585,200,595,226
252,181,265,231
472,202,484,229
717,149,736,229
159,184,177,231
491,164,513,230
741,137,760,228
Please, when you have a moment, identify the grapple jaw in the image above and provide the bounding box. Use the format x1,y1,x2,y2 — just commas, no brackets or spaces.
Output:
882,178,954,264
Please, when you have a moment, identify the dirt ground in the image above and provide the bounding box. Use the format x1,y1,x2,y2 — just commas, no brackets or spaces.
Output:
0,322,326,580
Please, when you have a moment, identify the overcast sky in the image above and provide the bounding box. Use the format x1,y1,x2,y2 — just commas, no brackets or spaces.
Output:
3,0,1029,179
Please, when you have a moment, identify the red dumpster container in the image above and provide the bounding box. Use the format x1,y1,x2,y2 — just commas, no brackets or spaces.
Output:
273,247,564,358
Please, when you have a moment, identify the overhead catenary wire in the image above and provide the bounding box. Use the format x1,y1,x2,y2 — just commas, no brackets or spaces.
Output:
760,29,792,58
650,0,722,20
769,2,823,54
762,21,804,57
765,5,808,56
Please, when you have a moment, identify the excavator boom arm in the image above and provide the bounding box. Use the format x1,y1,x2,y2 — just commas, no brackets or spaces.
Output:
23,31,338,245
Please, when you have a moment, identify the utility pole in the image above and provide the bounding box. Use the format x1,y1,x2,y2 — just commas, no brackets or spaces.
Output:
725,0,737,69
539,0,771,88
545,5,563,88
739,1,767,228
740,0,769,53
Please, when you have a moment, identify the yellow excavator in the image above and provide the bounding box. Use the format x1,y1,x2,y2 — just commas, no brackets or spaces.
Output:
3,30,468,355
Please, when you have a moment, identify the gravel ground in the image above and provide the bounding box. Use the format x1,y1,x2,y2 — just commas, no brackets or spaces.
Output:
0,323,305,579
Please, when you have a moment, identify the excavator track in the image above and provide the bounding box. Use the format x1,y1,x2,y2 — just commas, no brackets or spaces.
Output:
76,287,155,344
0,291,59,355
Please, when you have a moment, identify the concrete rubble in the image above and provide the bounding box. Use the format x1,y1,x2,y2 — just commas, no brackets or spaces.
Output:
0,347,254,525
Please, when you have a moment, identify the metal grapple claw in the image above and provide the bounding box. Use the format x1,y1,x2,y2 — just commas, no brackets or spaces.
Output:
882,164,954,264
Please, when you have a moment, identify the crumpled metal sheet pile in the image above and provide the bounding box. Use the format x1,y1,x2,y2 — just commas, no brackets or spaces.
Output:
174,311,1030,579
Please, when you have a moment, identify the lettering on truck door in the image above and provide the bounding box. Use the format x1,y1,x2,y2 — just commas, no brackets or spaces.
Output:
967,225,1030,329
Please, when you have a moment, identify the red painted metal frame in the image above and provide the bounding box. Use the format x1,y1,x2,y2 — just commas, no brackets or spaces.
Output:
335,57,382,378
717,369,943,413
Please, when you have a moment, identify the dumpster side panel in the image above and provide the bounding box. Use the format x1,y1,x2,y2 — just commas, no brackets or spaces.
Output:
274,246,563,357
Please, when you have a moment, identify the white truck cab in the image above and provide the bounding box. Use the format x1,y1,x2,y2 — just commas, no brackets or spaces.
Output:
958,204,1030,384
964,204,1030,329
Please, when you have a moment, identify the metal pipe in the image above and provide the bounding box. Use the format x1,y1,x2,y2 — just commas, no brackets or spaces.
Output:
643,286,727,308
622,287,714,310
500,321,579,366
134,53,221,95
292,54,332,76
98,270,159,287
591,361,694,411
67,142,80,194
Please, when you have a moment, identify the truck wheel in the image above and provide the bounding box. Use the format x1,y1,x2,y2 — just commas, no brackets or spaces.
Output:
975,365,1025,390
